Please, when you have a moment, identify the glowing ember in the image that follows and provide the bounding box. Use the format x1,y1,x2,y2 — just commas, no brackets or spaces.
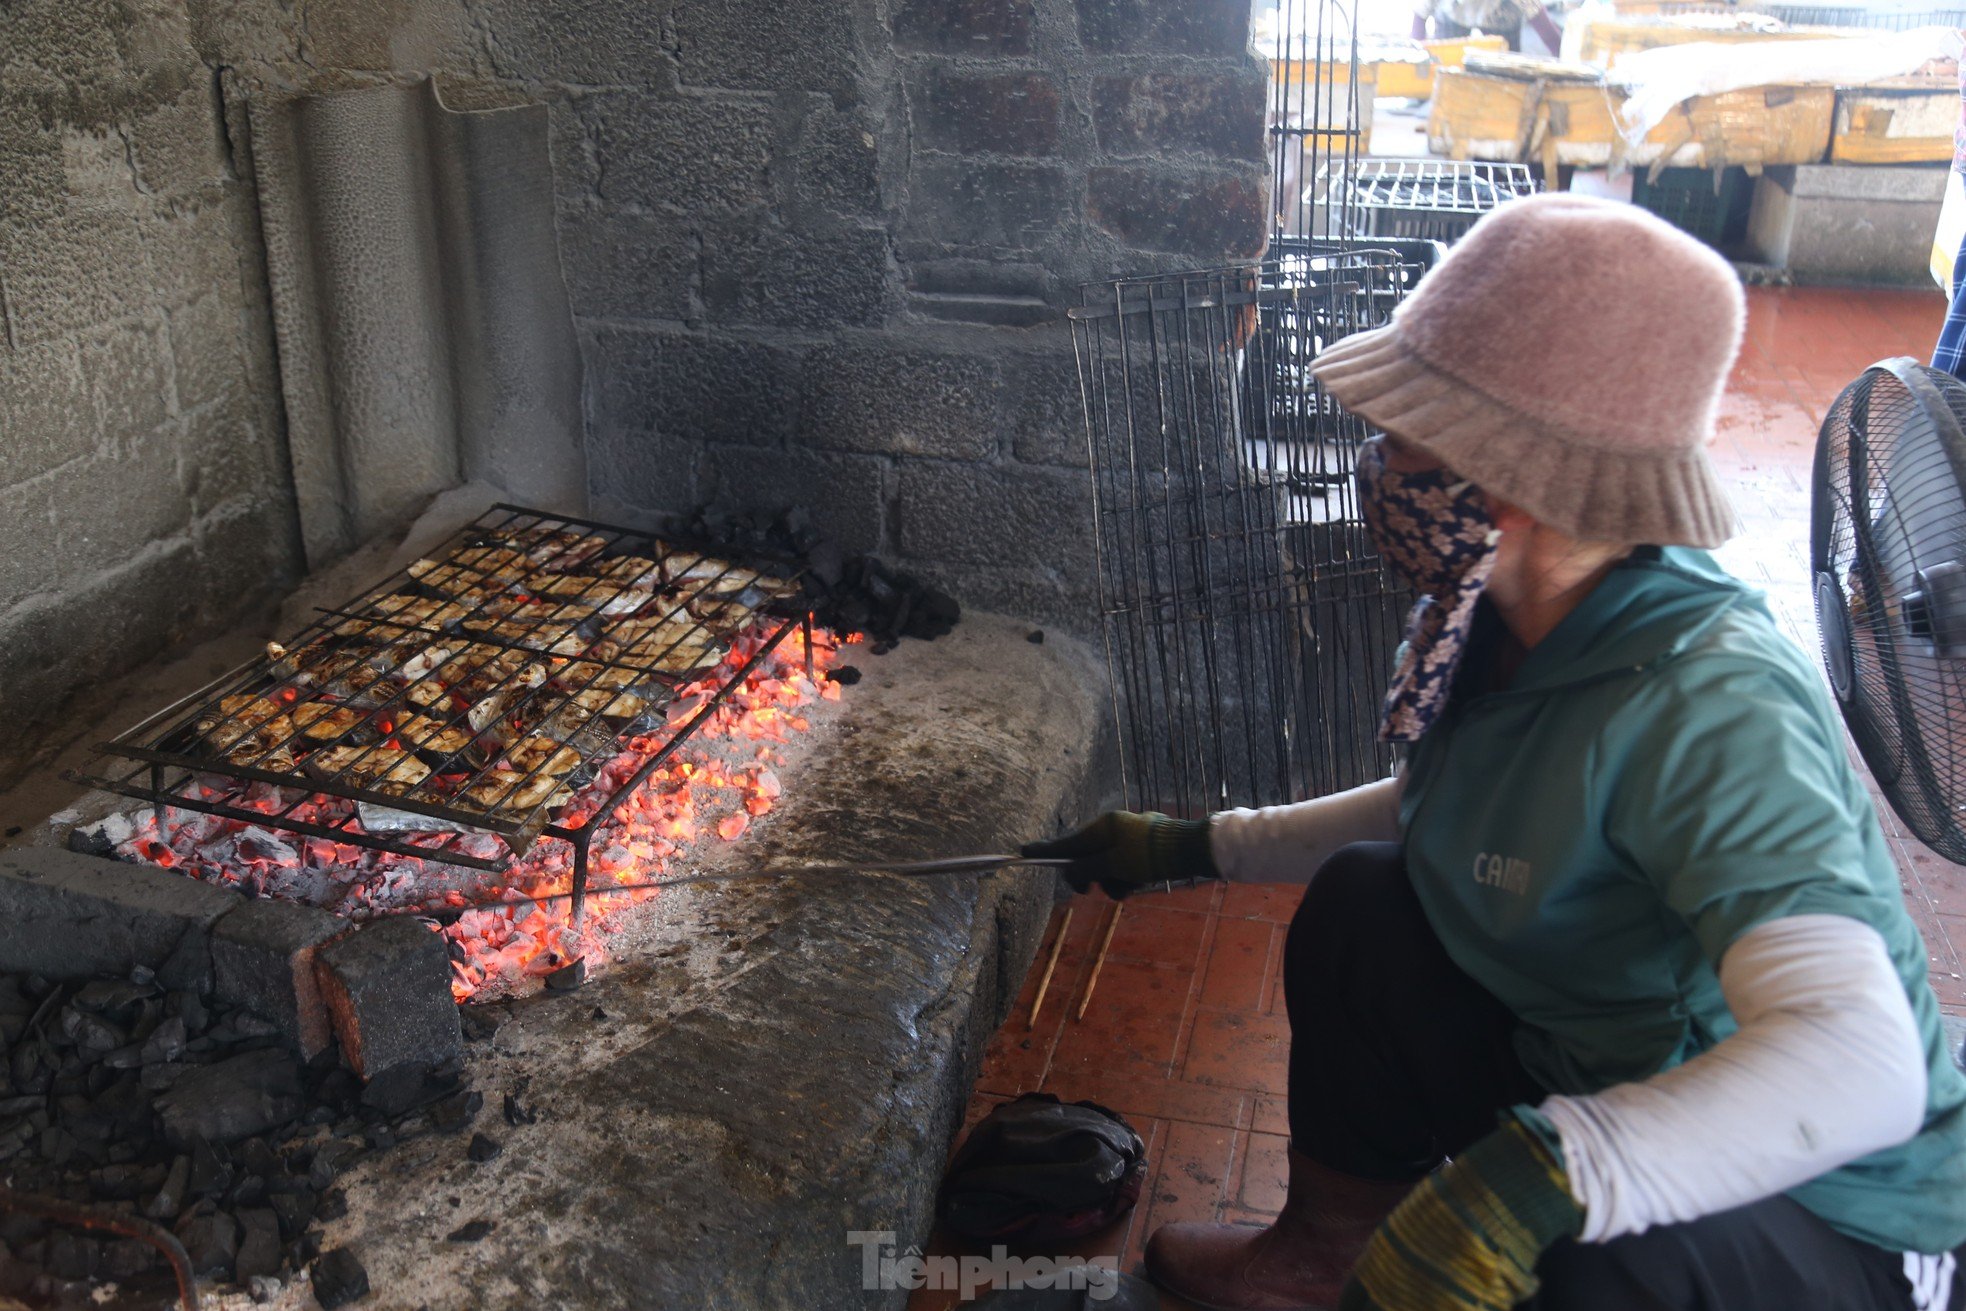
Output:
113,625,849,1001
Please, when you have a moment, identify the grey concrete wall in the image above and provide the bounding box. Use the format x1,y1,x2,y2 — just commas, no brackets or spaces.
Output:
0,0,1266,786
0,2,301,788
551,0,1273,627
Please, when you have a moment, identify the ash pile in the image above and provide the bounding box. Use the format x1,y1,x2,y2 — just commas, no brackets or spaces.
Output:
0,966,490,1308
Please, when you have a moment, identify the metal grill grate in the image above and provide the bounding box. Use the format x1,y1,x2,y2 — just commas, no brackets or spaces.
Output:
1070,254,1420,815
73,504,812,922
1313,159,1541,243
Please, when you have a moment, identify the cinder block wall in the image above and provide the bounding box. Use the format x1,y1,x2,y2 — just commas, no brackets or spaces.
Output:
0,4,301,785
0,0,1267,787
570,0,1271,625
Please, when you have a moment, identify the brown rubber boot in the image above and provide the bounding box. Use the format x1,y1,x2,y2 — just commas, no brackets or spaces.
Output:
1143,1149,1413,1311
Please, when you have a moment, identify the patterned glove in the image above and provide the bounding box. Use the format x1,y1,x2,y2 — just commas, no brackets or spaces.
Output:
1020,812,1218,900
1340,1113,1582,1311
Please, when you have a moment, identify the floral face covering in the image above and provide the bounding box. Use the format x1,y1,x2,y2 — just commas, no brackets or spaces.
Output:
1355,437,1503,741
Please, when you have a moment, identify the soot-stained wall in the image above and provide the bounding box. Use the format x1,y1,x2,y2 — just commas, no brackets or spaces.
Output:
0,0,1267,788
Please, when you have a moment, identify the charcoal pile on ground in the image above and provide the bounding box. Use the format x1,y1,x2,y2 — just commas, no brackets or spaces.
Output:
677,506,961,649
0,967,477,1307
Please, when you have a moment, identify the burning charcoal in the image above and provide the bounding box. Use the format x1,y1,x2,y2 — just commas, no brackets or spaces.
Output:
174,1206,240,1279
311,1247,370,1309
145,1153,190,1220
156,1048,304,1148
466,1132,501,1162
446,1218,495,1242
235,1207,282,1282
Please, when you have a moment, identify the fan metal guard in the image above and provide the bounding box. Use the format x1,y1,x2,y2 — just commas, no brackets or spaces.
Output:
1811,357,1966,864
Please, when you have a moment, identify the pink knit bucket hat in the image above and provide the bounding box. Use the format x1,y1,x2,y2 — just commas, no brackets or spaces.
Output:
1311,193,1743,548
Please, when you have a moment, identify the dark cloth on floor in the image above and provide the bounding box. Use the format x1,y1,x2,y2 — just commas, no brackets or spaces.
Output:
1280,841,1965,1310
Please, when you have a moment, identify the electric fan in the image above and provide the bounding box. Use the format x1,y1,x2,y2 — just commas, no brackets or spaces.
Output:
1812,357,1966,865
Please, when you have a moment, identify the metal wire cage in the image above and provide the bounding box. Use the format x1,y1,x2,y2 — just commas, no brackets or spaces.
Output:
1070,253,1422,815
1070,0,1431,815
1310,159,1541,243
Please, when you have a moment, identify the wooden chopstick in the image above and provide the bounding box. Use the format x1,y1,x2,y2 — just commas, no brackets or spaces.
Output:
1075,902,1123,1021
1028,906,1073,1029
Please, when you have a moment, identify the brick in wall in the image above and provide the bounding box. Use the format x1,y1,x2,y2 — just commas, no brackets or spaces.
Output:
1075,0,1253,55
789,95,881,220
559,209,699,323
904,160,1071,249
801,342,1001,461
475,0,677,87
1093,72,1269,161
892,0,1035,56
701,221,892,330
670,0,859,97
895,460,1093,574
912,71,1062,158
592,92,776,216
587,325,802,447
1087,165,1268,257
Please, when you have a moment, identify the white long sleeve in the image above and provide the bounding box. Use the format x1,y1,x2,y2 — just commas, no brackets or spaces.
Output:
1207,775,1404,884
1540,913,1928,1242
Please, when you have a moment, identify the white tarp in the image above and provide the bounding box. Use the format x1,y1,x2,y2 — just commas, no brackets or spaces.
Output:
1613,26,1962,146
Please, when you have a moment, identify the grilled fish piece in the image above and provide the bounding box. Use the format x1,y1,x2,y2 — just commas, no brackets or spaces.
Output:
389,712,475,756
196,694,290,753
504,738,583,778
566,685,648,718
291,702,367,743
309,745,432,796
464,769,573,813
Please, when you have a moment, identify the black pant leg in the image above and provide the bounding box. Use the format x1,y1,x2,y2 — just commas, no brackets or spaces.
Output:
1283,841,1542,1181
1529,1195,1917,1311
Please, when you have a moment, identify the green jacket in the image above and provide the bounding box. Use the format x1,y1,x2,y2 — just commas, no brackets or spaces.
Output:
1400,545,1966,1254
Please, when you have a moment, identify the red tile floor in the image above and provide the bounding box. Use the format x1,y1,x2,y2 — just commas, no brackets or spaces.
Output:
910,286,1963,1309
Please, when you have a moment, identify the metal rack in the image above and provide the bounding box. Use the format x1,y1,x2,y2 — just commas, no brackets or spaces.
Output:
1070,256,1417,814
72,504,812,926
1312,159,1541,243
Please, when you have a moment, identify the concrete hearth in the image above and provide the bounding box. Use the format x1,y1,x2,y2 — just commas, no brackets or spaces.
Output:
205,613,1103,1311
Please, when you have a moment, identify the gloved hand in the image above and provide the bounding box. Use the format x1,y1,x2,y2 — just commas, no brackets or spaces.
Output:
1020,811,1218,900
1340,1113,1582,1311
